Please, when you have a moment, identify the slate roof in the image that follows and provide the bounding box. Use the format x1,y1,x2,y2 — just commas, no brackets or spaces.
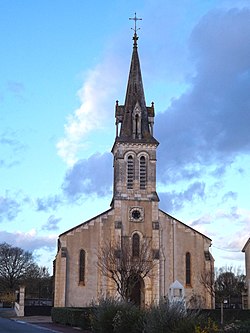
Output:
115,33,158,145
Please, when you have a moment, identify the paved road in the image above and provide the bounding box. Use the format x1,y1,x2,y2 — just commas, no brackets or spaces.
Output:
0,316,56,332
0,308,91,333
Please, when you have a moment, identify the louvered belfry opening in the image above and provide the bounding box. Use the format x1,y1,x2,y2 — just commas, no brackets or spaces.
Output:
127,155,134,189
140,156,146,189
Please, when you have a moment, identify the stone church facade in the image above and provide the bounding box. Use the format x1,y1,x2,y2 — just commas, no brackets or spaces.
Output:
54,32,214,309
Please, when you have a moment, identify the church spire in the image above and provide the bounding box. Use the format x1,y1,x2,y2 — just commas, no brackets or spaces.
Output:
115,16,158,144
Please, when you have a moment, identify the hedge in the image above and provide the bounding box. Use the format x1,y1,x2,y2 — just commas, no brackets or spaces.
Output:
200,309,250,324
51,307,250,331
51,307,93,330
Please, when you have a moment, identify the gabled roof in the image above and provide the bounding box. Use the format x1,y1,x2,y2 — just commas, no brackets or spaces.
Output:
242,237,250,252
59,208,113,237
170,280,184,289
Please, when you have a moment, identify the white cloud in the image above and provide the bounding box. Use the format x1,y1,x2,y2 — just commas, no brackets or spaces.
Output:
57,55,124,166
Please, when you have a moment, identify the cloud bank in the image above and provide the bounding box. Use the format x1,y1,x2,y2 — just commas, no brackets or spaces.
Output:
156,8,250,184
62,152,112,199
0,229,56,252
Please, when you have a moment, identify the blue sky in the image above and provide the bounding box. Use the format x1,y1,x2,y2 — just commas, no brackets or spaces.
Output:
1,0,249,273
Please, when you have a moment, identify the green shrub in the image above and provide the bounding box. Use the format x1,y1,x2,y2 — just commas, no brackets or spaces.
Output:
113,305,144,333
51,307,92,330
91,297,144,333
91,298,119,333
143,299,199,333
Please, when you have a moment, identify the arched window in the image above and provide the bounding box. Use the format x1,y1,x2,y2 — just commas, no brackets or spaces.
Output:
132,233,140,257
135,114,139,138
185,252,191,285
140,156,147,189
127,155,134,189
79,249,86,285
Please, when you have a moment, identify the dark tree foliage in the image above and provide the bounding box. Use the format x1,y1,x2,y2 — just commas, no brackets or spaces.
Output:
24,265,53,299
0,242,34,291
0,242,52,299
215,267,246,307
200,266,246,309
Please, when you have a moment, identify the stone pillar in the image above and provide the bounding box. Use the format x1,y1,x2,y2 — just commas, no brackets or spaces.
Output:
15,286,25,317
19,286,25,316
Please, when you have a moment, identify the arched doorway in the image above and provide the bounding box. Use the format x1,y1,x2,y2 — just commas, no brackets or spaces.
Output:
130,276,145,307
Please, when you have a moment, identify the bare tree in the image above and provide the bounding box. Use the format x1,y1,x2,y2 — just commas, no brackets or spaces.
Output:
97,236,156,301
200,269,215,300
0,242,36,291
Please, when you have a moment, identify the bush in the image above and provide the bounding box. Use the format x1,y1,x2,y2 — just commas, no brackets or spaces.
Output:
91,297,144,333
51,307,92,330
113,305,144,333
143,299,199,333
222,319,250,332
194,317,219,333
91,297,204,333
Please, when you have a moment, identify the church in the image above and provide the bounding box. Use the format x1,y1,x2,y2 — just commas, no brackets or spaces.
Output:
54,28,214,309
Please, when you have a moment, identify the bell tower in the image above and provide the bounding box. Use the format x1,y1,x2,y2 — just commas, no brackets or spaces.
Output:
112,28,159,205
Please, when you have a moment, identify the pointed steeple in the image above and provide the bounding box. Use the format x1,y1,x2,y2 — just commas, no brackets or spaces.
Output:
124,32,146,111
115,32,158,144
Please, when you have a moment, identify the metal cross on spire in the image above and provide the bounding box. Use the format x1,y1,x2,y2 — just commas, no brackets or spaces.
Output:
129,12,142,34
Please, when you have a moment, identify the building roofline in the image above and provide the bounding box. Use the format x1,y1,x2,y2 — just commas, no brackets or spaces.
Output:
59,207,113,237
242,237,250,252
159,208,212,242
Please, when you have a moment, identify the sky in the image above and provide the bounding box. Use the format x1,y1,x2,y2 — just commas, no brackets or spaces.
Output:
0,0,250,274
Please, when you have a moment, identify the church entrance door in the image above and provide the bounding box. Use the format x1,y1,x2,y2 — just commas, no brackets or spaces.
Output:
130,276,145,307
